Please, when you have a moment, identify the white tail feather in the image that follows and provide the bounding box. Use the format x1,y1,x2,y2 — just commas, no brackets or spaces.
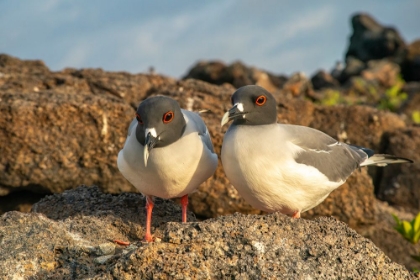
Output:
360,154,412,167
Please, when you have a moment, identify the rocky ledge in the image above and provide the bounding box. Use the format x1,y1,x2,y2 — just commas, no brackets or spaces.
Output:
0,186,414,279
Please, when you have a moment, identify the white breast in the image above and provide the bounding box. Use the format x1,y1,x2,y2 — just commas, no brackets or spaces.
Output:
221,124,341,214
118,129,217,199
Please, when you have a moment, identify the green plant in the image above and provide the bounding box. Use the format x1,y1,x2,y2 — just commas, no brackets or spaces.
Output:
378,76,408,112
412,111,420,125
320,89,342,106
393,213,420,270
393,213,420,244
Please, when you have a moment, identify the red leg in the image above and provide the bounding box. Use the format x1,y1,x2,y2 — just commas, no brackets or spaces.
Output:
181,194,188,223
292,211,301,219
144,195,154,242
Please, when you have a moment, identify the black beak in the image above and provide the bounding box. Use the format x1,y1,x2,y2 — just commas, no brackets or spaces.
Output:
143,132,159,167
221,104,244,127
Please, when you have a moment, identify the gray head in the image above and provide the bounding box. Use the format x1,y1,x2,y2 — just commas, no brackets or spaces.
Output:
135,96,186,165
221,85,277,127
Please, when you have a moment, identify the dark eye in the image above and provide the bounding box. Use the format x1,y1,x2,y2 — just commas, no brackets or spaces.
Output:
255,95,267,106
136,113,143,124
230,95,234,105
163,111,174,123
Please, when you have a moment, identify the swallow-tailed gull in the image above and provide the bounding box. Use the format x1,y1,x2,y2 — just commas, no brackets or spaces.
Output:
221,85,412,218
118,96,218,242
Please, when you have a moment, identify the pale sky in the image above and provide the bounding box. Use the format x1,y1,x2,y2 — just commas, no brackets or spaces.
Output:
0,1,418,78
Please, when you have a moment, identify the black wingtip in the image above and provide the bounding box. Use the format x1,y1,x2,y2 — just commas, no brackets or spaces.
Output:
349,144,375,157
360,148,375,158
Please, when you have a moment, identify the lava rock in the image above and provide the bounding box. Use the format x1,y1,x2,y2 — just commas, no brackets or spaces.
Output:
0,186,413,279
377,127,420,212
341,13,407,82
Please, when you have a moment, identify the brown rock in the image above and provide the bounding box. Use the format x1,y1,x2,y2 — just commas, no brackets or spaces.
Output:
282,72,315,98
361,60,401,88
0,186,413,279
377,127,420,212
0,54,176,106
111,214,413,279
276,94,315,126
400,82,420,125
0,91,135,195
310,105,406,150
0,186,196,279
70,68,176,108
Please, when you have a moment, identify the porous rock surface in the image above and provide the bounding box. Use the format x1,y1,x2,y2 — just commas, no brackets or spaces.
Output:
0,53,174,196
0,186,413,279
0,91,134,195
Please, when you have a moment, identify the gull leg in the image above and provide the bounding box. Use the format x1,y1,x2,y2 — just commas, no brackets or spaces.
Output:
181,194,188,223
144,195,154,242
292,211,301,219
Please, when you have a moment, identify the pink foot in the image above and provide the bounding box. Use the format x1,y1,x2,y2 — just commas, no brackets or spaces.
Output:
181,194,188,223
292,211,301,219
144,195,154,242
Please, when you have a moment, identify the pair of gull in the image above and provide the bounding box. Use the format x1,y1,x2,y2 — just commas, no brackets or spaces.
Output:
117,85,411,242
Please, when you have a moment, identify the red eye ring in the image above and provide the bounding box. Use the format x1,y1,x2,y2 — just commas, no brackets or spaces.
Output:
136,113,143,124
163,111,174,123
255,95,266,106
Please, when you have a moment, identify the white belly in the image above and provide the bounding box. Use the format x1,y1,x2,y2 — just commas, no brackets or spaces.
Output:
221,124,341,214
118,132,217,199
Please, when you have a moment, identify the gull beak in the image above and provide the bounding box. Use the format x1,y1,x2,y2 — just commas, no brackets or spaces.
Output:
221,111,230,127
221,104,244,127
143,132,158,167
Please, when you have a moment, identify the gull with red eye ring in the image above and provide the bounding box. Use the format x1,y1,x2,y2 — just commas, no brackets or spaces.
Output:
221,85,412,219
117,96,218,242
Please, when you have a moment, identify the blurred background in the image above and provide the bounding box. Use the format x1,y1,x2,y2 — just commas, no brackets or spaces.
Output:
0,0,419,78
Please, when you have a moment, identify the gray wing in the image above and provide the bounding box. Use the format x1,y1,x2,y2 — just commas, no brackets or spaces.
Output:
283,124,370,182
182,110,215,153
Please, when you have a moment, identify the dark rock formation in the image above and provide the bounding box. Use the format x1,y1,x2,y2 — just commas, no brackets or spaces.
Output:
401,40,420,82
341,13,420,83
341,13,407,83
346,13,406,64
311,70,339,90
0,186,413,279
377,127,420,212
183,60,288,92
